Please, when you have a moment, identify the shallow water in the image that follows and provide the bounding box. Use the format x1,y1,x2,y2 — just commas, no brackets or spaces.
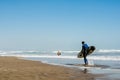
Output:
25,57,120,80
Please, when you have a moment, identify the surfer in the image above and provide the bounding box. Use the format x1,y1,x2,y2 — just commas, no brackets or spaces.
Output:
57,50,61,56
81,41,89,65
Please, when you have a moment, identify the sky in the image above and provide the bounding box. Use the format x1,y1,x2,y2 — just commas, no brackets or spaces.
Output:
0,0,120,51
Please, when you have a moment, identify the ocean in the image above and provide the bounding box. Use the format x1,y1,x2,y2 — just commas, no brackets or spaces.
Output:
0,49,120,80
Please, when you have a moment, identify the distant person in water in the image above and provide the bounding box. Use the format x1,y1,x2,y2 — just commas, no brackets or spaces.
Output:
81,41,89,65
57,50,61,56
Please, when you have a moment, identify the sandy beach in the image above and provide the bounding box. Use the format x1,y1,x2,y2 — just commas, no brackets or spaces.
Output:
0,57,102,80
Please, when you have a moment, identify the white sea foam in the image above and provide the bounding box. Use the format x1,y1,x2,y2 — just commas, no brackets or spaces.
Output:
53,49,120,53
1,54,77,59
1,49,120,55
0,51,7,54
52,50,79,53
1,53,120,61
88,56,120,61
98,49,120,53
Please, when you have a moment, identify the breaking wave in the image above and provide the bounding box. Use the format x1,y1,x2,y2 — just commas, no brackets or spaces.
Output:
98,49,120,53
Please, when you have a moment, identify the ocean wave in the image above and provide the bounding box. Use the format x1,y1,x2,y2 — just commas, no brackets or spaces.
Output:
88,56,120,61
53,49,120,53
1,49,120,54
1,54,120,61
0,51,7,54
52,50,79,53
98,49,120,53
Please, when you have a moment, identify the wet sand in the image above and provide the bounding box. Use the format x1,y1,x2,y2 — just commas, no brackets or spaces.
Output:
0,57,102,80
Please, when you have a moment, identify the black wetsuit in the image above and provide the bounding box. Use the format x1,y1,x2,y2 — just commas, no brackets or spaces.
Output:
82,44,89,65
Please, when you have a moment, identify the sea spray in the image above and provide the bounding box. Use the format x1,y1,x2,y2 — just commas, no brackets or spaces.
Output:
88,59,94,65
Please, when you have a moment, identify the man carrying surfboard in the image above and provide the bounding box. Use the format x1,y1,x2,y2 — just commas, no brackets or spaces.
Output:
81,41,89,65
77,41,96,66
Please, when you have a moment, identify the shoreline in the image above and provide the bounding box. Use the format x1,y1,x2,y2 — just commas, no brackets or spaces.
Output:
0,56,103,80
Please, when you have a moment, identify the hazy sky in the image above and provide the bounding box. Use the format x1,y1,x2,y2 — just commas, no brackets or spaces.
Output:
0,0,120,51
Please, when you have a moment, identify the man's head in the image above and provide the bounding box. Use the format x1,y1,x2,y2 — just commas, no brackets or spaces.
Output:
82,41,85,44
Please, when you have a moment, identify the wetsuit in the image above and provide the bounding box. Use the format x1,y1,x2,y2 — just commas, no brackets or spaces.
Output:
82,43,89,65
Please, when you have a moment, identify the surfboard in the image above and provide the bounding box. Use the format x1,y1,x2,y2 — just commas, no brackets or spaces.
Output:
77,46,95,58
